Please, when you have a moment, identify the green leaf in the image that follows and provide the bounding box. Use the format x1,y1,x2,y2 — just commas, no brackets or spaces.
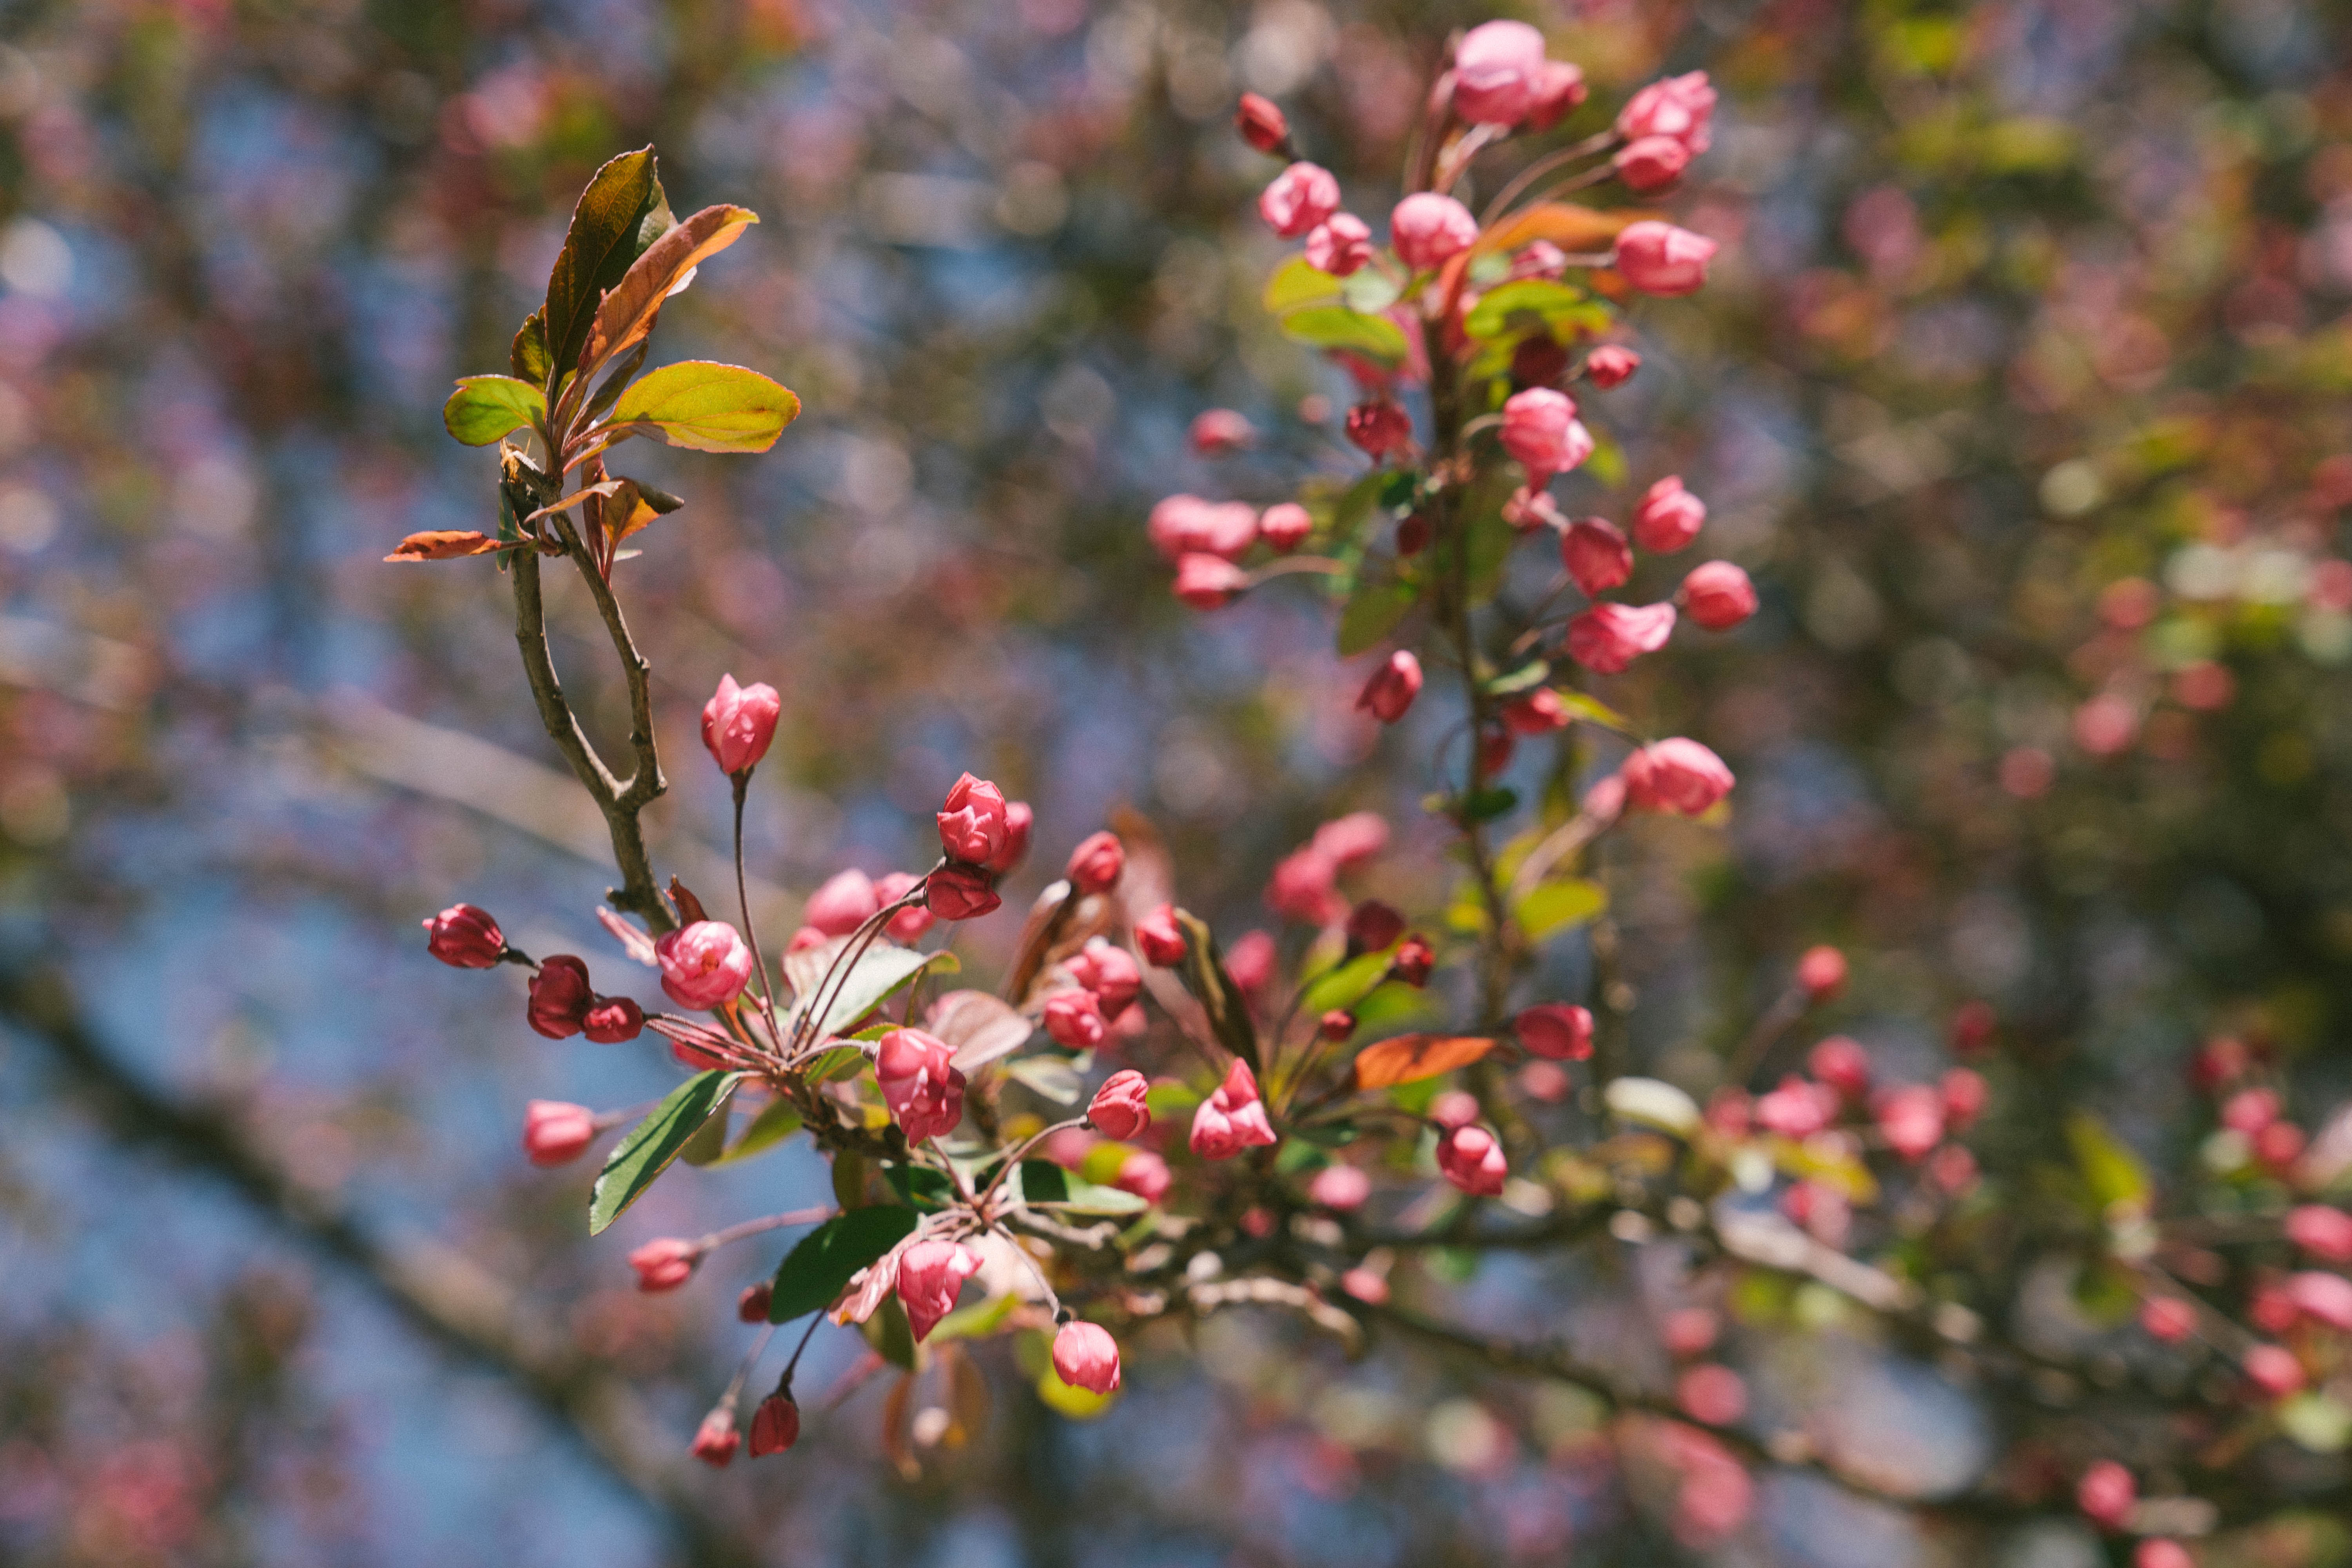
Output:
1461,278,1610,345
1516,878,1608,940
1263,256,1344,314
1554,690,1631,730
1343,268,1402,316
767,1207,921,1323
589,1070,740,1234
704,1094,803,1167
1486,660,1551,695
1604,1076,1701,1138
1278,306,1410,363
1016,1160,1149,1214
1458,786,1519,824
680,1078,738,1165
542,147,666,384
1338,575,1419,657
1298,949,1397,1018
862,1293,918,1370
443,376,546,446
789,945,958,1043
803,1045,869,1082
1004,1055,1086,1105
609,359,803,454
2066,1112,2151,1212
884,1163,955,1210
1171,909,1262,1075
929,1289,1020,1344
510,310,550,386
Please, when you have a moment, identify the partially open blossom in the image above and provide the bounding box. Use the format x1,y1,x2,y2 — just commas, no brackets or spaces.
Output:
2287,1205,2352,1262
1634,476,1708,552
1615,135,1692,192
877,1028,966,1143
1267,846,1344,925
1259,502,1312,552
1346,401,1414,459
1500,388,1592,485
523,1100,596,1166
1259,160,1340,238
1796,945,1847,1000
656,922,754,1010
2077,1461,2135,1528
701,673,780,777
1681,561,1757,630
629,1237,699,1293
1306,213,1373,277
424,903,505,967
582,996,644,1044
1756,1075,1839,1138
1310,1163,1372,1210
1623,738,1735,816
1357,650,1423,722
926,864,1001,921
1148,494,1259,561
803,868,878,937
1224,930,1276,993
1437,1124,1508,1196
2141,1295,2197,1342
749,1392,800,1456
1940,1067,1988,1129
937,773,1013,865
528,955,595,1038
1044,988,1107,1049
1066,831,1125,895
1676,1365,1748,1425
1236,92,1288,153
1517,1002,1594,1061
1505,485,1566,531
1562,517,1633,597
1503,688,1570,735
1136,904,1188,967
1615,221,1718,296
1190,408,1254,456
1070,938,1142,1012
1585,345,1641,388
897,1237,984,1340
1450,20,1548,125
876,871,933,942
2245,1343,2305,1398
1112,1149,1171,1202
1314,812,1390,865
1390,192,1479,270
1191,1060,1278,1159
1174,553,1250,610
1391,934,1435,987
1345,898,1405,953
1566,601,1676,674
989,802,1034,875
1876,1085,1945,1161
1617,71,1717,154
1052,1321,1122,1394
1809,1036,1871,1098
691,1406,740,1468
1088,1069,1151,1141
1526,60,1588,129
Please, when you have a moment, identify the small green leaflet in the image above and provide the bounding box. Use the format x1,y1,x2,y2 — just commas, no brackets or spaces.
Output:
767,1207,921,1323
702,1094,804,1167
1485,660,1551,696
1516,878,1608,940
589,1070,740,1234
1015,1160,1148,1214
789,946,959,1043
1297,949,1397,1019
1338,576,1419,657
1262,256,1344,314
1461,279,1611,345
1279,306,1410,363
609,360,802,454
1171,908,1261,1074
443,376,546,446
2066,1112,2151,1212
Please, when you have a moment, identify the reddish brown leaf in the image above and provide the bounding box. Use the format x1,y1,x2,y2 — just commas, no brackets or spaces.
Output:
574,203,758,388
1352,1033,1498,1090
383,530,521,563
1439,203,1648,323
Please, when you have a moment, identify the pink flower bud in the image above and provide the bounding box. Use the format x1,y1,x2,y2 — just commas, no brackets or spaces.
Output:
1267,846,1344,925
1190,1059,1278,1160
1808,1036,1871,1099
925,864,1001,921
1557,519,1630,600
1503,688,1570,735
1088,1069,1152,1141
2221,1087,2278,1134
985,800,1033,875
1174,553,1250,610
423,903,506,967
1136,904,1188,967
1224,930,1276,993
655,921,755,1010
748,1392,800,1456
1309,1163,1372,1210
1662,1308,1720,1357
691,1406,740,1468
1345,400,1414,459
2287,1205,2352,1263
897,1237,985,1340
1616,71,1717,155
701,673,780,777
804,868,879,937
738,1282,773,1323
1517,1002,1594,1061
1391,934,1434,987
2288,1270,2352,1332
1614,221,1718,296
1069,937,1142,1013
2252,1281,2300,1335
2140,1295,2196,1342
1306,213,1374,277
1676,1365,1748,1425
1112,1148,1171,1202
1259,161,1340,238
1875,1084,1945,1161
1259,502,1312,552
1755,1074,1838,1138
1429,1090,1480,1131
1044,988,1107,1049
1450,20,1548,126
1390,192,1480,270
1795,945,1847,1000
1583,771,1627,822
2244,1343,2305,1398
875,871,934,942
1357,650,1423,722
1051,1320,1122,1394
1935,1144,1983,1196
1499,388,1592,486
1066,830,1125,895
2076,1461,2134,1529
1313,811,1390,865
1633,475,1707,552
1341,1267,1390,1304
1681,561,1757,630
937,772,1013,866
1565,601,1676,674
1615,134,1692,192
628,1237,699,1293
1437,1124,1508,1196
527,955,595,1038
1190,408,1255,456
2136,1542,2192,1568
1584,345,1641,388
523,1100,596,1166
1321,1009,1356,1039
877,1027,966,1143
1345,898,1405,953
1526,60,1588,130
1236,92,1288,153
582,995,645,1044
1940,1067,1988,1130
1622,738,1734,816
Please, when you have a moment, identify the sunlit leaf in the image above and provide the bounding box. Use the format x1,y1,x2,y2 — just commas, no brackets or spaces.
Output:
1298,949,1396,1018
589,1069,740,1234
609,359,802,454
1263,256,1344,314
1015,1160,1147,1214
932,989,1034,1072
1516,878,1607,940
1605,1076,1701,1137
577,203,760,383
1004,1055,1087,1104
2066,1111,2151,1212
541,147,670,383
787,944,958,1043
767,1206,920,1322
1278,305,1411,363
510,309,550,386
704,1093,802,1167
442,376,546,446
1462,279,1608,344
383,530,523,563
1171,909,1260,1074
862,1292,918,1371
1352,1033,1496,1089
1337,575,1419,657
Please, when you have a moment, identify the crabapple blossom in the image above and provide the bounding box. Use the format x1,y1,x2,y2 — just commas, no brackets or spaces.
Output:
1357,651,1423,722
1191,1060,1278,1160
523,1100,596,1166
1087,1069,1151,1141
1566,602,1675,674
700,673,779,776
877,1028,965,1143
1622,739,1735,816
423,903,505,967
1259,162,1339,238
1615,221,1718,296
1390,193,1479,270
897,1238,984,1340
1680,561,1757,630
1051,1321,1122,1394
656,922,754,1009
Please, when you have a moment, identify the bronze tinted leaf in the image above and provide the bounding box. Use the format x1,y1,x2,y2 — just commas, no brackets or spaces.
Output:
1352,1033,1497,1089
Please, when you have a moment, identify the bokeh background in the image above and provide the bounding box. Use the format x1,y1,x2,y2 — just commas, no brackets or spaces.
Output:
4,0,2351,1563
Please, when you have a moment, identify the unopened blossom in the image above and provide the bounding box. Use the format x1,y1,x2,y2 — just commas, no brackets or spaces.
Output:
1808,1036,1871,1099
1633,475,1707,552
1390,192,1479,270
1147,494,1259,561
877,1028,966,1143
1259,161,1340,238
1517,1002,1594,1061
987,800,1036,873
1615,221,1719,296
1503,688,1570,735
1309,1163,1372,1210
1235,92,1288,153
2221,1087,2279,1134
896,1237,984,1340
1088,1069,1151,1141
1795,945,1847,1000
1876,1085,1945,1161
1044,989,1107,1049
1450,20,1548,125
1622,738,1735,816
1615,135,1692,192
1526,60,1587,129
523,1100,596,1167
2287,1204,2352,1262
629,1237,699,1293
1357,650,1423,722
1258,501,1312,552
748,1392,800,1457
1500,387,1592,485
2247,1343,2306,1397
1306,213,1373,277
1314,812,1390,864
2140,1294,2196,1342
701,673,780,777
424,903,505,967
1069,938,1142,1012
2136,1543,2192,1568
1506,485,1566,534
1585,345,1641,388
1190,408,1254,456
875,870,934,942
2077,1461,2134,1528
581,996,644,1044
1566,602,1676,674
1561,517,1633,596
1112,1148,1171,1202
1224,930,1276,993
925,864,1001,921
1681,561,1757,630
2251,1283,2300,1335
1051,1321,1122,1394
1191,1059,1278,1159
804,868,878,937
1437,1124,1508,1196
527,955,595,1038
1321,1009,1356,1039
1755,1074,1838,1139
937,772,1013,866
691,1407,740,1468
1428,1090,1480,1131
1345,400,1414,459
1174,553,1251,610
1267,845,1344,925
1663,1308,1720,1358
1391,934,1435,987
1619,71,1717,155
656,921,755,1010
1344,898,1404,952
737,1282,772,1323
1940,1067,1988,1129
1135,904,1187,967
1676,1365,1748,1425
2288,1271,2352,1332
1063,831,1124,896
